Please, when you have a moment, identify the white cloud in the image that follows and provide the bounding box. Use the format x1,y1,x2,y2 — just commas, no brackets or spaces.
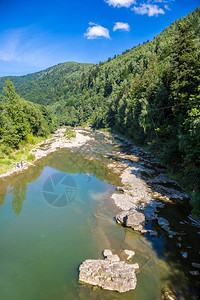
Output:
148,0,173,4
84,23,110,39
104,0,136,8
164,4,171,10
132,4,165,17
113,22,130,31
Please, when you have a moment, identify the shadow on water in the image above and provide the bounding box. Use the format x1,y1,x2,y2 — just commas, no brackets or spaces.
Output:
107,133,200,299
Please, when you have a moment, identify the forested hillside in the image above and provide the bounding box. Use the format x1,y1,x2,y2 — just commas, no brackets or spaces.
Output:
0,62,93,106
0,8,200,197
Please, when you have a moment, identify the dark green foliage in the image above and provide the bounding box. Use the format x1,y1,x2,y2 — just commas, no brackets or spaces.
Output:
0,62,93,106
190,191,200,217
0,79,57,149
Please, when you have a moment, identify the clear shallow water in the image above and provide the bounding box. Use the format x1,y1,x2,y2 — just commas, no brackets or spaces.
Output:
0,132,199,300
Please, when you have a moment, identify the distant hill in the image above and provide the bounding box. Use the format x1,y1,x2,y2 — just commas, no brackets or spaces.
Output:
0,62,93,105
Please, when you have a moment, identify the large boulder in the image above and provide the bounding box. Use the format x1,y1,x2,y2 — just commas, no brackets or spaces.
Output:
126,211,145,227
79,259,137,293
116,208,145,228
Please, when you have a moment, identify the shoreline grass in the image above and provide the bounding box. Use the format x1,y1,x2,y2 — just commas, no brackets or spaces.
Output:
0,135,52,175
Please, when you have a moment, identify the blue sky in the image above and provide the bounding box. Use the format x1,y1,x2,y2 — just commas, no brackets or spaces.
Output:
0,0,199,76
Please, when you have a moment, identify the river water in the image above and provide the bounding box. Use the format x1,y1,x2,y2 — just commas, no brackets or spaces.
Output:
0,131,199,299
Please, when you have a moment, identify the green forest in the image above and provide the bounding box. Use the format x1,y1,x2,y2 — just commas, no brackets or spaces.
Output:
0,8,200,214
0,80,57,155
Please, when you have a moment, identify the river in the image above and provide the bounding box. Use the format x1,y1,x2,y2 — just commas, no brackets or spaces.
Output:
0,130,199,299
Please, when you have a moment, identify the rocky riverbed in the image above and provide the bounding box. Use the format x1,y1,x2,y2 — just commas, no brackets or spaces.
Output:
77,130,200,297
0,128,92,179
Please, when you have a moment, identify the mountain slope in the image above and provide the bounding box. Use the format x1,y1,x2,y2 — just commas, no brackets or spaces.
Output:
0,62,93,105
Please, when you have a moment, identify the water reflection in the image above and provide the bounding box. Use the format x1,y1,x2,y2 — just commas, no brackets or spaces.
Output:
9,182,27,215
0,156,51,215
0,150,121,215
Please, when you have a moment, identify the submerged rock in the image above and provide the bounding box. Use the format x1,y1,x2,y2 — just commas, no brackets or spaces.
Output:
191,263,200,269
150,231,158,236
189,270,200,276
79,259,137,293
182,252,188,259
158,217,169,227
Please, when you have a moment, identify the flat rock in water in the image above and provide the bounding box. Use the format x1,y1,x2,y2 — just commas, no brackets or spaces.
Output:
79,259,137,293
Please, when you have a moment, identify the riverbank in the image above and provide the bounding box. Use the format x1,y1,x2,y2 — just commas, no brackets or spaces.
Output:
0,128,91,180
96,127,200,218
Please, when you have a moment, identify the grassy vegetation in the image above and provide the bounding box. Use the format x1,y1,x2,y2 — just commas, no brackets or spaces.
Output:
0,135,48,175
63,127,76,140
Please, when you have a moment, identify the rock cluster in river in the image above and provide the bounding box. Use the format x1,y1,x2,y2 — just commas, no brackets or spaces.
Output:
79,249,138,293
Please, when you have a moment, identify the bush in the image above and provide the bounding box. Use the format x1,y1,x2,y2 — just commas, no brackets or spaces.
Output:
0,144,12,155
63,127,76,140
26,133,36,145
27,153,35,162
